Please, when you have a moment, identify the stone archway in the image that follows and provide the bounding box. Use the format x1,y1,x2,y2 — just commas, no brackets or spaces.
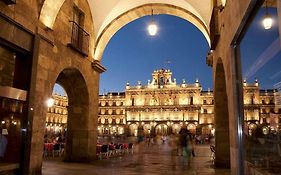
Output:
214,58,230,168
39,0,213,61
55,68,92,162
94,3,211,61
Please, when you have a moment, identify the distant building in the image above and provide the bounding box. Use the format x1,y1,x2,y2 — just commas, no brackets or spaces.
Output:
47,69,281,137
45,94,68,136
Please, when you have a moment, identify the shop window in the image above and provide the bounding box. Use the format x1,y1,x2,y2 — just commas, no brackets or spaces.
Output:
0,45,31,90
237,0,281,172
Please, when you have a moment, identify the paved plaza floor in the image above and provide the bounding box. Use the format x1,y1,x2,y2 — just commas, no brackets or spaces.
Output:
42,143,230,175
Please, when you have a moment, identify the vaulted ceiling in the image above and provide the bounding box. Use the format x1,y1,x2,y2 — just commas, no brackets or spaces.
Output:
40,0,227,60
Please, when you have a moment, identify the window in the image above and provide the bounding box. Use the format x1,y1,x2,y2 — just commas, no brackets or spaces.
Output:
112,119,116,124
68,6,89,56
203,100,207,104
190,97,193,105
237,0,281,172
132,98,134,106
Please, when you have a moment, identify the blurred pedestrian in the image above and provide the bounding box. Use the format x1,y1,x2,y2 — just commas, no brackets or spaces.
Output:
179,126,193,166
0,129,8,160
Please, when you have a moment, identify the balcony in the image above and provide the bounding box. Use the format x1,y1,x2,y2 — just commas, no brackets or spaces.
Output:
68,21,89,57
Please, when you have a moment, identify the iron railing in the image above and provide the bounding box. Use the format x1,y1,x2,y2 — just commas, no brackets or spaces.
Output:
68,21,89,56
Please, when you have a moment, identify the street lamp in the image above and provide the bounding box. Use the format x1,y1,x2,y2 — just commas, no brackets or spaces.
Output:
46,98,55,107
147,10,158,36
263,0,273,30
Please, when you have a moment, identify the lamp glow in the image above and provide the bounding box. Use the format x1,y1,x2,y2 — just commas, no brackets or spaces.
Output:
46,98,55,107
263,15,273,30
147,21,158,36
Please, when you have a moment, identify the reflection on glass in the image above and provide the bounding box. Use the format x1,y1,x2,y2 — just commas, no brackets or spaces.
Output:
240,0,281,174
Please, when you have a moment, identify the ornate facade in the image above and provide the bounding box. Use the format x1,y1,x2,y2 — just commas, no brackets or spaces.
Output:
243,80,281,135
45,69,281,137
46,94,68,136
97,69,281,136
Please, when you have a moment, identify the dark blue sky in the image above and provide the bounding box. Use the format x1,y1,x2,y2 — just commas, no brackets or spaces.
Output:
100,15,211,94
240,6,281,90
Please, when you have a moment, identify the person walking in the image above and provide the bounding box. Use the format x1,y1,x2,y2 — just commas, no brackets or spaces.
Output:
0,129,8,161
179,126,192,167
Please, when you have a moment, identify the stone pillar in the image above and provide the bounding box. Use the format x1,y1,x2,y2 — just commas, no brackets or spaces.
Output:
214,61,230,168
64,104,93,162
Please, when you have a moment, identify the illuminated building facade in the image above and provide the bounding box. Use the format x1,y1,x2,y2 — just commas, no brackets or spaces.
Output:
45,94,68,136
47,69,281,137
98,69,215,136
243,80,281,135
98,69,281,136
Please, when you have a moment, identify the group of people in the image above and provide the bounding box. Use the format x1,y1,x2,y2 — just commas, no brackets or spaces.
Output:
136,125,195,166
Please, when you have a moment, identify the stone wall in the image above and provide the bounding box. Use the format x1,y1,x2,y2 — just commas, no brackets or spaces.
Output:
26,0,99,173
1,0,100,174
212,0,251,174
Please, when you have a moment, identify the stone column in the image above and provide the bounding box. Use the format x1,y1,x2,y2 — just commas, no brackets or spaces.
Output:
214,61,230,168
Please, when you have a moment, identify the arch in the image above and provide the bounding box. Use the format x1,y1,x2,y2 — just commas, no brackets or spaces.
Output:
143,124,152,135
171,123,181,134
94,3,210,61
55,68,91,161
187,123,196,134
214,58,230,168
155,123,168,135
39,0,212,61
39,0,65,29
129,123,138,136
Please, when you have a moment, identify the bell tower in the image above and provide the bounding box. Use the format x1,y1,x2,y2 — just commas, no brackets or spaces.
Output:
149,69,174,87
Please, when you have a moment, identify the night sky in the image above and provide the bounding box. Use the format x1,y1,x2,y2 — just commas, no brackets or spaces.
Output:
100,15,211,94
240,6,280,90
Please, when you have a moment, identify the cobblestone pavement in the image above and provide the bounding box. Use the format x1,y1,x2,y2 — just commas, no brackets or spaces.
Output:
42,143,230,175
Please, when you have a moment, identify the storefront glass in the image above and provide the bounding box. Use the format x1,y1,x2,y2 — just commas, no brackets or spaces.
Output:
239,0,281,173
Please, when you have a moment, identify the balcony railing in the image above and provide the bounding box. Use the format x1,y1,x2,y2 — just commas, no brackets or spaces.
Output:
68,21,89,56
